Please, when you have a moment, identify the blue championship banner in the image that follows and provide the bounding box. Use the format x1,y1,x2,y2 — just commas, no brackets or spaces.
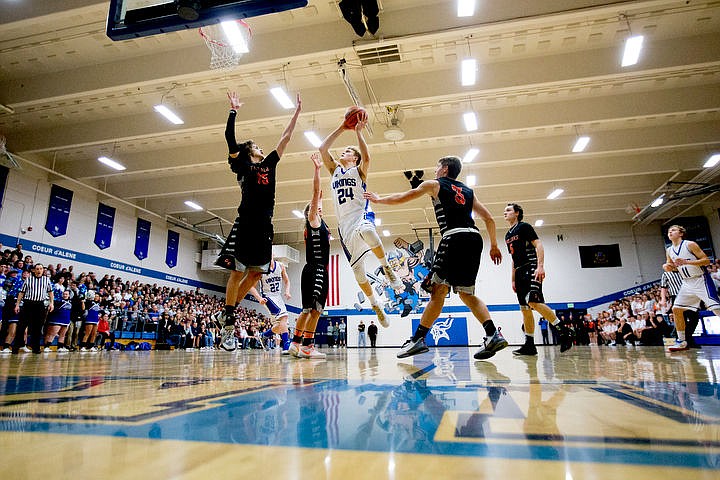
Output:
94,203,116,250
165,230,179,268
134,218,151,261
45,184,73,237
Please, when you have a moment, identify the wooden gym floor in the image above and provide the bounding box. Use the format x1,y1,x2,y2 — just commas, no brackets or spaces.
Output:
0,345,718,479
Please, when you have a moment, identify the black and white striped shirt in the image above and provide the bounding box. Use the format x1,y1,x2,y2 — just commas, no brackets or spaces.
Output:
661,270,683,296
20,274,52,301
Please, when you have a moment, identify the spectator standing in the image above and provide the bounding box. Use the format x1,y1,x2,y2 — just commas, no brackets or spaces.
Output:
358,320,367,348
368,320,378,348
538,317,549,345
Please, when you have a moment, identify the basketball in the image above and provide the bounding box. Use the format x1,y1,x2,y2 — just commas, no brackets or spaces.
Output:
343,106,367,129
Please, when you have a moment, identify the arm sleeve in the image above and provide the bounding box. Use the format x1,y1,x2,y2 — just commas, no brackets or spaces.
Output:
225,110,240,155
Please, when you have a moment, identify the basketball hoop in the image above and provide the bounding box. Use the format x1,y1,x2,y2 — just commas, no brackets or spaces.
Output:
199,19,252,70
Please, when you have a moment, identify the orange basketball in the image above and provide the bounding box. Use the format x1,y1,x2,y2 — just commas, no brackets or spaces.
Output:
343,106,367,129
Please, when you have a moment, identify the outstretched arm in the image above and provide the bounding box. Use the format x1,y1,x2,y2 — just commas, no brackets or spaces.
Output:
308,153,323,228
248,286,266,305
531,238,545,281
275,93,302,157
472,196,502,265
319,123,344,175
226,91,243,158
354,117,371,180
364,179,439,205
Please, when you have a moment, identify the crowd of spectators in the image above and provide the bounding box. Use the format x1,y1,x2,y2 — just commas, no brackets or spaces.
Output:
0,242,276,352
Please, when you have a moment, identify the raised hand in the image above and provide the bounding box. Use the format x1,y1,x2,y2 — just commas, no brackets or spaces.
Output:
310,152,322,170
227,91,243,110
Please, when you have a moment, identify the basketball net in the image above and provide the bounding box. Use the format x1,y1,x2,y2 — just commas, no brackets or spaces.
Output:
199,20,252,70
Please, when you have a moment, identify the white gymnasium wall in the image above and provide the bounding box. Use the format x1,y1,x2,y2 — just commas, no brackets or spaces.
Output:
0,167,227,295
279,221,684,347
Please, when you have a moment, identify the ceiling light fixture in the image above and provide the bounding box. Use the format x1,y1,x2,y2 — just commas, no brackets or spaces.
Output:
374,217,382,226
466,174,476,186
703,153,720,168
572,135,590,153
534,219,544,227
547,188,564,200
650,194,665,208
457,0,475,17
461,58,477,86
184,200,203,211
463,112,478,132
292,209,304,218
221,20,250,54
619,14,643,67
154,104,184,125
270,87,295,109
382,229,390,237
304,131,322,148
97,156,126,171
462,147,479,163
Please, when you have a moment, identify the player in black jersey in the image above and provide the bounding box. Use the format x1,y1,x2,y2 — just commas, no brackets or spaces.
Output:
214,91,302,351
288,153,330,359
365,155,505,359
503,203,573,355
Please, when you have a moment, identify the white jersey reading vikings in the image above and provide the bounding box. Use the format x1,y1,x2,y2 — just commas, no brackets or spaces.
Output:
260,261,287,318
332,165,372,242
667,240,704,279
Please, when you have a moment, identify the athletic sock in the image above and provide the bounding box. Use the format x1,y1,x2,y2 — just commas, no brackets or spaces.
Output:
280,332,289,348
57,342,65,349
482,320,497,337
677,330,686,342
262,329,274,338
525,334,535,345
379,256,389,268
412,325,430,342
302,332,314,347
292,329,302,344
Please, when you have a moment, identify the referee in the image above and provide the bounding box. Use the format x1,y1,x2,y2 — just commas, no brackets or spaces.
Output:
13,263,53,354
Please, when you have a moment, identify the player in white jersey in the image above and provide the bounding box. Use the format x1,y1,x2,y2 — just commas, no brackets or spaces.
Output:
250,257,292,353
319,112,402,328
663,224,720,352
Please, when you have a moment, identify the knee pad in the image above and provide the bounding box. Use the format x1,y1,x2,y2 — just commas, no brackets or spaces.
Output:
352,261,367,284
358,224,382,249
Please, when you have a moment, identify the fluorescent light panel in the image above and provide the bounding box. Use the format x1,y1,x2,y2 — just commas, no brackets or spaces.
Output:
153,104,184,125
462,147,479,163
650,194,664,208
572,136,590,153
621,35,644,67
463,112,478,132
461,58,477,86
292,209,304,218
534,219,544,227
703,153,720,168
184,200,203,211
547,188,564,200
457,0,475,17
221,20,250,53
270,87,295,109
466,174,476,186
374,217,382,226
382,229,390,237
304,131,322,148
97,156,126,171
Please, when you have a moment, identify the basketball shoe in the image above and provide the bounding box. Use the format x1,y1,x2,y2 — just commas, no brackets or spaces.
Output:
299,344,326,359
397,337,429,358
668,339,688,352
559,325,574,353
512,344,538,356
473,329,508,360
220,326,237,351
288,342,300,357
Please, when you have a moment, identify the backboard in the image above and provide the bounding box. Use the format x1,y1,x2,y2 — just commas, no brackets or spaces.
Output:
106,0,308,41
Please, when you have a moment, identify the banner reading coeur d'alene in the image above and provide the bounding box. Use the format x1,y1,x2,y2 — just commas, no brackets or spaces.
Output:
165,230,179,268
94,203,116,250
0,232,224,293
134,218,151,260
45,184,73,237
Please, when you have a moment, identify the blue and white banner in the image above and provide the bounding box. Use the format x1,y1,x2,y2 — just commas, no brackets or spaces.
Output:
413,315,469,346
165,230,179,268
45,184,73,237
94,203,115,250
0,232,224,293
134,218,151,261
